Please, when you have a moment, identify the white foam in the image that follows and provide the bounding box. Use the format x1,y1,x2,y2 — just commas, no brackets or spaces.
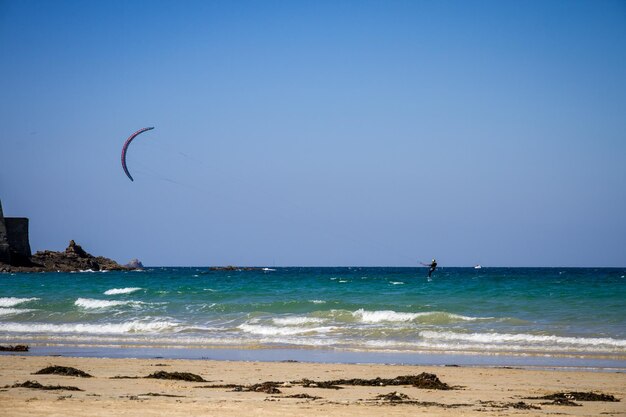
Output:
309,300,326,304
262,268,276,271
353,309,419,323
0,308,34,316
390,281,405,285
272,317,325,326
0,320,177,334
352,309,482,323
0,297,40,307
75,298,143,309
238,323,335,336
103,287,142,295
419,331,626,348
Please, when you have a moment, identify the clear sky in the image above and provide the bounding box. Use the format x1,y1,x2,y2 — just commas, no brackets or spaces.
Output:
1,0,625,267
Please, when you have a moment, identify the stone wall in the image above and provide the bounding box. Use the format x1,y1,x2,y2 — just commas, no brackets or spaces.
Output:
0,201,10,264
5,218,31,265
0,200,32,266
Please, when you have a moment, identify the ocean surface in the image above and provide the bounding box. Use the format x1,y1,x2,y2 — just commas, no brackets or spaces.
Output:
1,267,625,367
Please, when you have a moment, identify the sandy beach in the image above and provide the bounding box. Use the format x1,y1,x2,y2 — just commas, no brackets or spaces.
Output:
0,355,623,416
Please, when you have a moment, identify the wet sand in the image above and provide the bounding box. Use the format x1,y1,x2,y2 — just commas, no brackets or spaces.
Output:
0,355,623,416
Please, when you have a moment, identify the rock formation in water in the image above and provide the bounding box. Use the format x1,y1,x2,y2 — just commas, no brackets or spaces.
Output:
0,199,130,273
27,240,131,272
125,258,144,269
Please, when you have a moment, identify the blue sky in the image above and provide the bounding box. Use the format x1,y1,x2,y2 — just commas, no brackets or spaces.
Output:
1,0,625,266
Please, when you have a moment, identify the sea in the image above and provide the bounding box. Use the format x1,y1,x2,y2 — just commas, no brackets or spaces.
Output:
1,267,625,370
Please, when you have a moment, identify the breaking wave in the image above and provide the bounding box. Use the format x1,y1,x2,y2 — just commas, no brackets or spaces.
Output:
0,308,34,316
104,287,142,295
74,298,144,309
351,309,485,324
238,323,336,336
0,320,178,334
0,297,40,307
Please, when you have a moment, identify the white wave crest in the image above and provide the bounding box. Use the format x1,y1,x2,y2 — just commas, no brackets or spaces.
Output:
419,331,626,348
238,323,335,336
75,298,143,309
0,320,178,334
0,308,34,316
353,309,419,323
309,300,326,304
272,316,325,326
104,287,142,295
352,309,482,323
0,297,40,307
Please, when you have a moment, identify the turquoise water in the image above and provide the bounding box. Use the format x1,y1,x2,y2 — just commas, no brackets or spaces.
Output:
1,267,625,364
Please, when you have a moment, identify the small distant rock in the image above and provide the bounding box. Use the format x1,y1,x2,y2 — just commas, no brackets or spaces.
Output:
209,266,263,271
125,258,144,269
0,344,29,352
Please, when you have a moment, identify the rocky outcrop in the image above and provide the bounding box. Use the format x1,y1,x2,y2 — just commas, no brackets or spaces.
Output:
0,240,130,273
125,258,144,269
208,266,264,271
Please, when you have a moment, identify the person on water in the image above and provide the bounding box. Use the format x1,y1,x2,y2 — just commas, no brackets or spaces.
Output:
421,259,437,277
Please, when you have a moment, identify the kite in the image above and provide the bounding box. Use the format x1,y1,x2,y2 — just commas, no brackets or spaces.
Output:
121,127,154,181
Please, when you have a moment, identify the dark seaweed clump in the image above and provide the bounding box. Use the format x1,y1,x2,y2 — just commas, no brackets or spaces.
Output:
529,392,619,402
34,366,92,378
376,392,411,402
9,380,83,391
296,373,452,390
198,381,283,394
139,392,186,398
542,398,581,407
248,382,282,394
508,401,541,410
282,393,321,400
145,371,207,382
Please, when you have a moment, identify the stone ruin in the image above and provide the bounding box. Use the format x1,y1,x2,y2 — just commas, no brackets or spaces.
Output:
0,199,31,266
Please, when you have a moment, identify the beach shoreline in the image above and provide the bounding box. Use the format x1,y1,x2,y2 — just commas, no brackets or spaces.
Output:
3,345,626,373
0,354,623,416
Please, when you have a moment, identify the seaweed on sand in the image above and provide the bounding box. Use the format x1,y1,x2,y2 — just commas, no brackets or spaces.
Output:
34,366,92,378
145,371,206,382
197,381,284,394
9,380,83,391
529,392,620,402
295,373,452,390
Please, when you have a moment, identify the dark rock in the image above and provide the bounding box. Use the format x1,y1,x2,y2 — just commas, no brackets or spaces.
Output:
208,266,263,271
27,241,131,272
65,240,88,257
125,258,144,269
145,371,206,382
0,344,29,352
34,366,92,378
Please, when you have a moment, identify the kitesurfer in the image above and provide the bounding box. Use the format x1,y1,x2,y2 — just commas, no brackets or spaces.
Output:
420,259,437,278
